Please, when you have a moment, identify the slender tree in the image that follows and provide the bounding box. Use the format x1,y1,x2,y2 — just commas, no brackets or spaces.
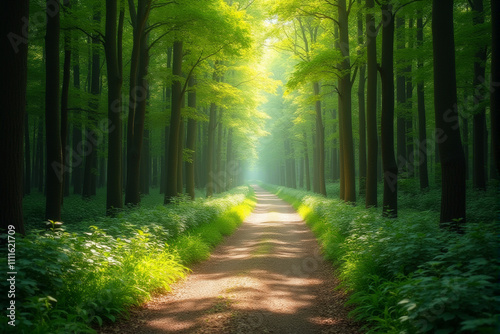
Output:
186,76,197,199
432,0,466,230
105,0,124,214
365,0,378,207
45,0,63,221
380,3,398,217
165,40,184,203
471,0,487,190
416,11,429,189
492,0,500,177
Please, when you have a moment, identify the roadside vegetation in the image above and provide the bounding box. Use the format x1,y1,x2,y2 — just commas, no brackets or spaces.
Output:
0,186,255,334
262,182,499,334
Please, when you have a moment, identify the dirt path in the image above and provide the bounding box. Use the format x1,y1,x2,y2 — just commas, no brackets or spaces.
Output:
100,186,361,334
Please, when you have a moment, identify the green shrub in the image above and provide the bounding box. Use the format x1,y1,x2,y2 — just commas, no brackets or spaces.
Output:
262,182,500,334
1,186,255,333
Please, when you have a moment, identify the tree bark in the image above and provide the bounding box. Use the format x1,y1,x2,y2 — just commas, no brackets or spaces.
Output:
83,8,101,199
186,76,197,199
396,17,407,173
1,0,29,234
357,1,366,197
165,40,183,203
338,0,355,202
380,4,398,217
45,0,63,221
492,0,500,177
125,0,150,205
416,12,429,189
105,0,124,214
432,0,466,230
365,0,378,207
61,2,71,198
471,0,487,190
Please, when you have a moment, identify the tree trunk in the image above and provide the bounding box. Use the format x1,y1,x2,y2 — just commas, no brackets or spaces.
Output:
365,0,378,207
303,131,311,191
61,3,71,198
45,0,63,221
416,12,429,189
471,0,487,190
313,82,326,195
396,17,407,174
105,0,124,214
1,0,29,234
126,1,150,205
186,76,197,199
406,18,414,177
338,0,354,202
24,113,31,195
165,40,183,203
83,8,101,199
432,0,466,230
380,4,398,217
357,0,366,197
206,101,217,197
492,0,500,177
177,117,184,194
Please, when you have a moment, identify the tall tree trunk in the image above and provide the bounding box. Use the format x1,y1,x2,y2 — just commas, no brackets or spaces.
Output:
72,35,83,194
83,8,101,199
105,0,124,214
313,82,326,195
331,109,339,181
165,40,183,203
338,0,354,202
226,128,233,190
396,17,407,173
432,0,466,230
416,12,429,189
380,4,398,217
177,117,184,194
215,113,224,193
126,1,150,205
365,0,378,207
206,101,217,197
37,118,45,193
357,0,366,197
1,0,29,234
492,0,500,177
206,65,219,198
303,131,311,191
186,76,197,199
45,0,63,221
161,48,173,194
24,113,31,195
61,3,71,198
471,0,487,190
406,18,414,177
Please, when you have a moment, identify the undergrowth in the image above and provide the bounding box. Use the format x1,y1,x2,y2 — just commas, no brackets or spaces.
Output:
262,182,500,334
0,186,255,333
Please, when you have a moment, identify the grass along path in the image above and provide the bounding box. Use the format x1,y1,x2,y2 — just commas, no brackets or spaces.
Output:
99,185,361,334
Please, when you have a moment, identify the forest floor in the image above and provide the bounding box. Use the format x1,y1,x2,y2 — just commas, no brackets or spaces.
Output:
98,186,361,334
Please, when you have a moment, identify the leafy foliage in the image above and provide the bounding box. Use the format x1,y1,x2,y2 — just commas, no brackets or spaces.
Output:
0,186,255,333
262,182,500,334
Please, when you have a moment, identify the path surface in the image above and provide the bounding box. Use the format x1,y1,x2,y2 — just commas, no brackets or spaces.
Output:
100,186,360,334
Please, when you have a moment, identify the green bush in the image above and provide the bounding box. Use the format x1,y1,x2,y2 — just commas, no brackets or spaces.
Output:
262,182,500,334
1,186,255,333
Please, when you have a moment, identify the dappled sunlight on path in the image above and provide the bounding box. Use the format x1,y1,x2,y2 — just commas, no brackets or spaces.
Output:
100,186,360,334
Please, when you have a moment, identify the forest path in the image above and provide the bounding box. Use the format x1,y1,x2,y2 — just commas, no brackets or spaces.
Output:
100,186,360,334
